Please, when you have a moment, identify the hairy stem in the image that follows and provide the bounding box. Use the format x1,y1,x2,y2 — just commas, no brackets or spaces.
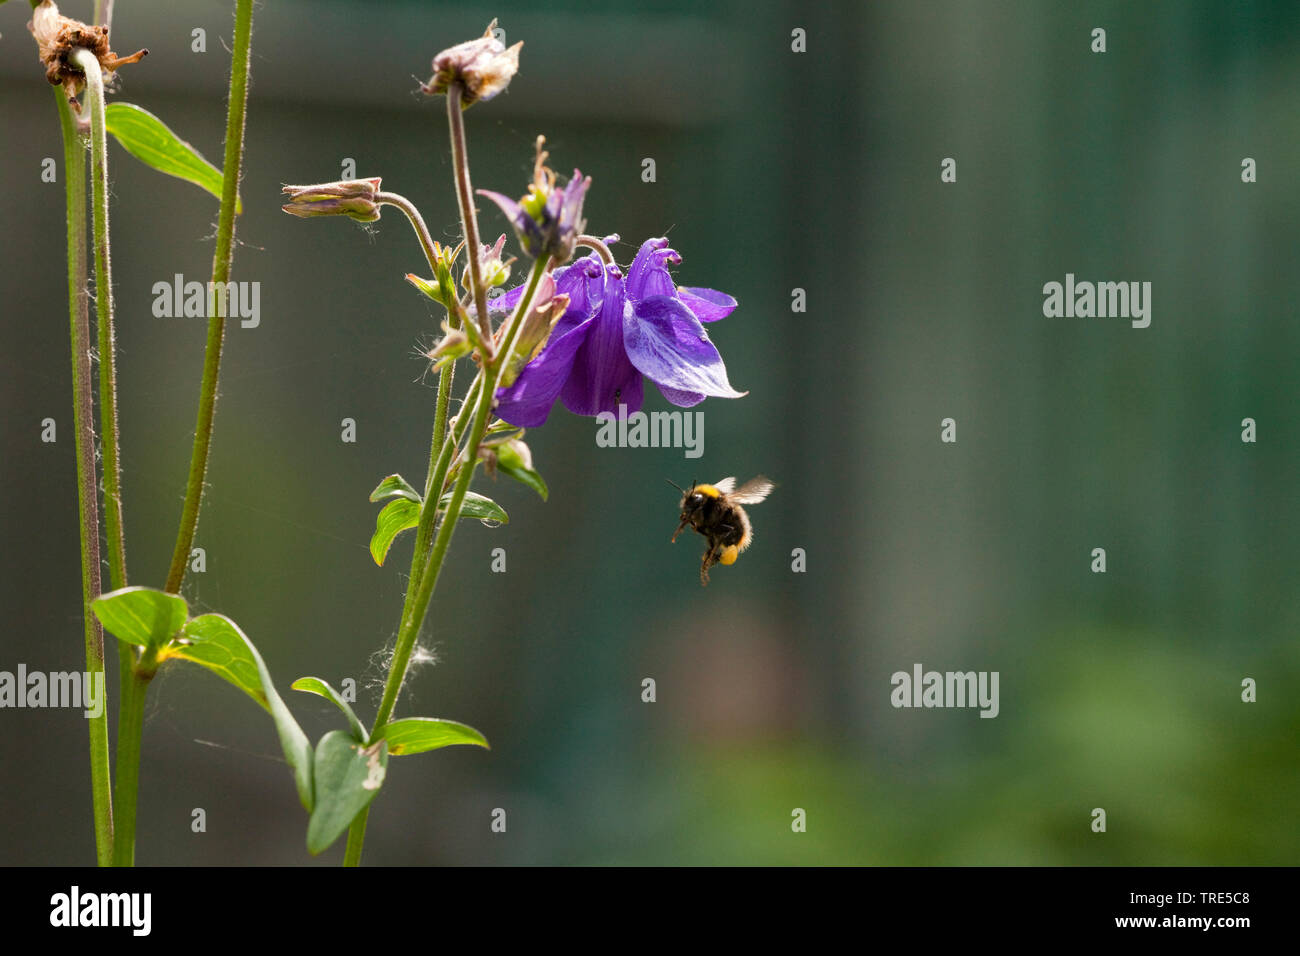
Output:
343,73,551,865
405,358,456,599
375,191,442,275
345,256,549,867
446,84,494,353
371,370,497,731
54,82,114,866
576,234,615,265
370,254,548,734
490,255,551,382
371,190,460,602
164,0,255,593
70,51,128,590
72,45,139,867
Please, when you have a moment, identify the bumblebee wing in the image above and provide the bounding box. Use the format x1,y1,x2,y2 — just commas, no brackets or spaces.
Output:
732,475,774,505
712,477,737,495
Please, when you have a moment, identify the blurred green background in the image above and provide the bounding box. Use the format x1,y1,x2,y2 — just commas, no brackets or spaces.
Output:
1,0,1297,865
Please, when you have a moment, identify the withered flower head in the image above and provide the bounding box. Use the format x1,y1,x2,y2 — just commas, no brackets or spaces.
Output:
478,139,590,265
28,1,148,111
420,19,522,107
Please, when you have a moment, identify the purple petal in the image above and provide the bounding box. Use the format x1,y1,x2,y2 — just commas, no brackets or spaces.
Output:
476,189,523,224
654,384,707,407
488,254,602,316
625,238,671,301
477,188,545,256
495,310,596,427
560,271,644,417
488,282,525,314
623,295,747,401
554,254,605,316
677,286,737,322
557,170,590,232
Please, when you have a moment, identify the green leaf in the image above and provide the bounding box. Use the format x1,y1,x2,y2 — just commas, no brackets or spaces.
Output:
377,717,490,756
440,490,508,525
104,103,242,213
165,615,314,811
482,420,523,445
368,473,421,504
405,273,440,300
292,677,368,742
370,498,420,566
405,273,452,308
91,586,188,651
496,440,548,501
372,490,509,565
306,732,388,856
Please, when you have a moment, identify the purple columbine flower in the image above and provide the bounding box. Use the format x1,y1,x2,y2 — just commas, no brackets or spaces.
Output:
492,237,745,427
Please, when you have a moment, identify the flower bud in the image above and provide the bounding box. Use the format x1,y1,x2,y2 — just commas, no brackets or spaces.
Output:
461,234,512,296
281,178,382,222
496,273,569,388
427,324,472,371
406,240,465,312
421,20,522,107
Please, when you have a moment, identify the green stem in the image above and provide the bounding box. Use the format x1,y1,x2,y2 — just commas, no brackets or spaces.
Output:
401,250,546,619
54,82,114,867
70,52,138,816
372,370,499,732
450,377,483,450
344,258,549,867
72,49,128,595
371,255,548,735
490,256,552,383
342,74,550,865
164,0,255,593
369,190,461,604
375,192,441,275
343,810,369,867
405,357,456,596
110,671,150,866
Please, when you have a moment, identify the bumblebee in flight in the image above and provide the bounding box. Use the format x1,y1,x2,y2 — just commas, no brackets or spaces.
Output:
669,476,774,585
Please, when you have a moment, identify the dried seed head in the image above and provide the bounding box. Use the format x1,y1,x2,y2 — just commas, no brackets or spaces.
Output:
28,1,147,112
421,19,522,107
